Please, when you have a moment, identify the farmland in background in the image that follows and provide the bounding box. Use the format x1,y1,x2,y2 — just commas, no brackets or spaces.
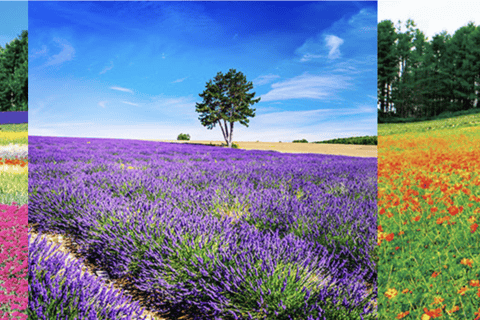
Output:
377,116,480,319
28,135,377,319
139,139,377,158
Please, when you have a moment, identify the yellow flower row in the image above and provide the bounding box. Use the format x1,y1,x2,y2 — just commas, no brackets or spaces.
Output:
0,164,28,174
0,131,28,145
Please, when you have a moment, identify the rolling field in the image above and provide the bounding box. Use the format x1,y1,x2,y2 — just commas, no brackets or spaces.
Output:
377,117,480,319
0,123,28,320
28,136,377,319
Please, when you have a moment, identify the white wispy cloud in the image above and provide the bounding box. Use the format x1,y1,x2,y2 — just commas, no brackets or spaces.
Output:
110,86,134,94
98,101,107,108
348,8,376,34
254,106,372,127
45,38,75,66
294,34,344,62
299,54,323,62
120,100,140,107
99,61,114,74
30,45,48,59
325,35,344,59
260,73,351,102
295,34,324,62
253,74,280,86
172,77,188,83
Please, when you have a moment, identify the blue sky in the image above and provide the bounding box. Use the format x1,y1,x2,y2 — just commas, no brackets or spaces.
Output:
29,1,377,143
0,2,27,49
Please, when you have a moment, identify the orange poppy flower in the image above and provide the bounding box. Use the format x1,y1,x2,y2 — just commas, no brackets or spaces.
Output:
457,286,469,295
396,311,410,319
448,206,459,216
446,305,459,314
471,223,478,233
461,258,473,267
422,307,442,319
471,280,480,287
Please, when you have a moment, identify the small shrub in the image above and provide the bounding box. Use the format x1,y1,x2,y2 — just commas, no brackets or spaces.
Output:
177,133,191,141
220,143,239,148
292,139,308,143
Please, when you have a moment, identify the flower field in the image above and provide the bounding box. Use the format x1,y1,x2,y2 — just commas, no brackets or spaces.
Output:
377,121,480,319
28,135,377,319
0,123,28,320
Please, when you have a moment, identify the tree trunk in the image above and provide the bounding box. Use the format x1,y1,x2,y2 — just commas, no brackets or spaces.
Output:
228,122,234,148
218,120,228,143
380,82,386,113
223,119,230,147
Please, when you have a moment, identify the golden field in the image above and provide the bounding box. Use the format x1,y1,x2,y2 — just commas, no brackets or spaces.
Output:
139,140,377,158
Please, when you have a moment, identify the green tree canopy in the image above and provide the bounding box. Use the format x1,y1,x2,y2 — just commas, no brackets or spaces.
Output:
195,69,260,147
0,30,28,111
378,19,480,121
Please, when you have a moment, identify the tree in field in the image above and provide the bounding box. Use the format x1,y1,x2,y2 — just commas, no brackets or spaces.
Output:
195,69,260,148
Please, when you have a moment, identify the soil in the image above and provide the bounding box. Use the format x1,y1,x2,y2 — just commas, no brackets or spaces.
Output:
136,140,378,158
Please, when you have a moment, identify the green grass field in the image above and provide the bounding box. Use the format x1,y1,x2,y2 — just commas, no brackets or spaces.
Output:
378,112,480,136
378,115,480,319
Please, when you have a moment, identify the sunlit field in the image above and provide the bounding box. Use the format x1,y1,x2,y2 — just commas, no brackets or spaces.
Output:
379,112,480,136
377,120,480,319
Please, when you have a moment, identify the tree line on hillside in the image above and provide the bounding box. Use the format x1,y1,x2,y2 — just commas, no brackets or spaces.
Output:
378,19,480,122
0,30,28,112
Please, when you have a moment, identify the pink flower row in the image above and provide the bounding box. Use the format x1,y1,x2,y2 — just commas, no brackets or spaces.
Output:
0,203,27,320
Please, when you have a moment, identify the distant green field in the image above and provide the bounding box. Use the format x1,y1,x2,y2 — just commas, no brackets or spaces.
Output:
0,123,28,132
0,124,28,146
378,113,480,136
314,135,377,145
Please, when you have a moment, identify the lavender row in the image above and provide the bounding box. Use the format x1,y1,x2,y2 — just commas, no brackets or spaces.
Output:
28,233,148,320
28,136,377,319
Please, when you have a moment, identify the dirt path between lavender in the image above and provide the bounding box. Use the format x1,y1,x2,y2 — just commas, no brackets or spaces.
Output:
137,140,378,158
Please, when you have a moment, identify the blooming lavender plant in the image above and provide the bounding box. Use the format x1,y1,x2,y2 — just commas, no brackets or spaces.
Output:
28,136,377,319
28,232,149,320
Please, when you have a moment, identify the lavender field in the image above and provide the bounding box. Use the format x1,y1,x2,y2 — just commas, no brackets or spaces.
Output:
28,136,377,320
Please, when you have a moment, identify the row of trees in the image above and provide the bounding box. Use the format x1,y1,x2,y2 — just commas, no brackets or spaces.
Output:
378,19,480,119
0,30,28,112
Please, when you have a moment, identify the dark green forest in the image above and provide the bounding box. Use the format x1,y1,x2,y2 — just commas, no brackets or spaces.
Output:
0,30,28,112
378,20,480,123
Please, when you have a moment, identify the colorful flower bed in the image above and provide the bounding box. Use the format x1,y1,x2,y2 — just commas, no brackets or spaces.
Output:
0,124,28,320
0,204,27,320
28,136,377,319
378,124,480,319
